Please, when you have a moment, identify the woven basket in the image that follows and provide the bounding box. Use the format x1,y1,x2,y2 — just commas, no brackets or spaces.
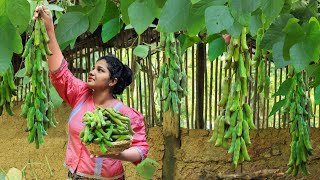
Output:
86,139,132,156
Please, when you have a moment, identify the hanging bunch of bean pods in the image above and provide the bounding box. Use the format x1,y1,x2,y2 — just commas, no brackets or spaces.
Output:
0,64,17,116
20,17,57,149
285,66,313,176
254,28,270,98
209,27,256,168
156,32,187,115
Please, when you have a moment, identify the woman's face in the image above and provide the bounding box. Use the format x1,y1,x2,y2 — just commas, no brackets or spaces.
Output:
87,60,116,90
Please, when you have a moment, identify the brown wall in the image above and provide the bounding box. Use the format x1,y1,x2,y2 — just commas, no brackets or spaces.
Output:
0,103,319,179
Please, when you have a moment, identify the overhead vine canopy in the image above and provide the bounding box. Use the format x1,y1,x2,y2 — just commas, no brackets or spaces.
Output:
0,0,319,69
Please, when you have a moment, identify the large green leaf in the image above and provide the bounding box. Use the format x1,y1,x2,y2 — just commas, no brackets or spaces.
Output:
229,0,261,26
136,158,159,180
291,1,316,22
49,86,63,108
133,45,149,59
315,85,320,105
229,0,261,14
67,5,90,13
226,20,242,38
191,0,227,15
306,64,320,77
272,40,290,69
0,16,23,54
208,37,226,61
260,14,293,50
120,0,135,25
205,6,234,35
0,49,12,75
306,64,320,88
249,14,262,36
269,99,286,117
260,0,284,24
306,0,318,17
177,34,201,53
273,78,292,96
156,0,167,8
305,17,320,61
80,0,98,6
282,18,304,60
59,37,77,51
0,0,6,16
101,18,122,43
67,3,105,33
0,16,22,74
289,42,315,72
157,0,192,32
101,0,119,24
56,12,89,46
186,11,205,36
28,0,38,19
187,0,227,36
85,0,106,32
6,0,30,34
128,0,157,35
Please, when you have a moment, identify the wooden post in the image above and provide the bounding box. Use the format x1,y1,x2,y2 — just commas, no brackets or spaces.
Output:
162,110,180,180
196,43,205,129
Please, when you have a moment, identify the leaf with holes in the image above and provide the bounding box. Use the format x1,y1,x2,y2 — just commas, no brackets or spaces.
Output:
205,6,234,35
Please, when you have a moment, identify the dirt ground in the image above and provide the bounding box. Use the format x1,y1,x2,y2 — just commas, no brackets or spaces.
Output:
0,103,162,180
0,103,319,180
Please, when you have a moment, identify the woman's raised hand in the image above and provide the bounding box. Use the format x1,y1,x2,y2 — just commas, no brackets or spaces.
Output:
32,5,54,33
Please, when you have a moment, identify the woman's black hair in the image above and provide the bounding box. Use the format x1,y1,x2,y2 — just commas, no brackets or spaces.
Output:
97,54,133,95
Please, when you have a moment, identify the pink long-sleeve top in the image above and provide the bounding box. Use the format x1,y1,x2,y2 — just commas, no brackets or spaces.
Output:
50,60,149,179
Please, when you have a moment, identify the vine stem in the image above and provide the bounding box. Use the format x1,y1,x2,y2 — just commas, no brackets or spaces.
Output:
45,155,54,177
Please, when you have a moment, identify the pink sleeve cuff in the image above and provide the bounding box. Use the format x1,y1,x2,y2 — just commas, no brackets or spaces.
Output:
132,147,147,165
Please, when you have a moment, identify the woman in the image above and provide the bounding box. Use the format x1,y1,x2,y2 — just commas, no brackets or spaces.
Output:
33,6,149,180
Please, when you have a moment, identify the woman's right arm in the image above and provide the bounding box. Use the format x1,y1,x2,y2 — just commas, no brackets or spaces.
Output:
32,6,89,108
33,5,63,72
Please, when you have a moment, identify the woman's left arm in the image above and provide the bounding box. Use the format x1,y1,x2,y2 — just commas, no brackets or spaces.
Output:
104,111,149,164
106,147,142,162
